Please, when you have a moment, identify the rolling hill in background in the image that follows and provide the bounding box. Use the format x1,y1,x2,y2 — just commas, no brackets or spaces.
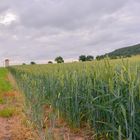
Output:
96,44,140,60
107,44,140,57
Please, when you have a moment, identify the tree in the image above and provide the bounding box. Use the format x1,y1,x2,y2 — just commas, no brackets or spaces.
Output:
48,61,53,64
126,54,131,58
96,55,106,60
55,56,64,63
22,63,26,65
86,55,94,61
109,56,117,59
79,55,86,62
96,56,100,60
30,61,36,65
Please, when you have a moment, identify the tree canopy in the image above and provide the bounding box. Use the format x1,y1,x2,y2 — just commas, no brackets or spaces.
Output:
86,55,94,61
55,56,64,63
30,61,36,65
48,61,53,64
79,55,94,62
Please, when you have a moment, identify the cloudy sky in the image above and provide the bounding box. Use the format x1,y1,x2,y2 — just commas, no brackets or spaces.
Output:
0,0,140,65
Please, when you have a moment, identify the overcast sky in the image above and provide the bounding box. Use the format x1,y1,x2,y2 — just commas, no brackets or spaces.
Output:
0,0,140,65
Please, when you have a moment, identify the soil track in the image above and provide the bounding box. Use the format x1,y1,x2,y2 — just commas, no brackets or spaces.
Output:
0,91,37,140
0,73,38,140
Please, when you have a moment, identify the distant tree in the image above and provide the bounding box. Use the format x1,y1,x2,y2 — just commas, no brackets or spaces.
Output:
96,55,103,60
96,55,108,60
79,55,86,61
55,56,64,63
122,55,131,58
86,55,94,61
126,54,131,58
122,56,127,58
48,61,53,64
30,61,36,65
22,63,26,65
96,56,100,60
110,56,117,59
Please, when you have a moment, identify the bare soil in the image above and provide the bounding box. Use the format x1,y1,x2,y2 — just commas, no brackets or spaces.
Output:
42,105,93,140
0,90,38,140
0,73,38,140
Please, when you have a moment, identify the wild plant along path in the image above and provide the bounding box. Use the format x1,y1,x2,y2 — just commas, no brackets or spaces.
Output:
0,68,37,140
0,108,13,139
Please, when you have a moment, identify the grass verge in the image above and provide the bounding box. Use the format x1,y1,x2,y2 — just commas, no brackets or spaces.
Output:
0,107,15,118
0,68,13,93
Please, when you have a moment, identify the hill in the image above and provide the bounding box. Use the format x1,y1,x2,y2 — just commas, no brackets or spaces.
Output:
108,44,140,57
96,44,140,60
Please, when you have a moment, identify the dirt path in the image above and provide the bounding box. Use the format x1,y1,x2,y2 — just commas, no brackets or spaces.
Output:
0,104,13,139
0,91,37,140
0,117,12,140
0,73,38,140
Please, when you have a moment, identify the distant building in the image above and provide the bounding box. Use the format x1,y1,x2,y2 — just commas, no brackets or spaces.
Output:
5,59,10,67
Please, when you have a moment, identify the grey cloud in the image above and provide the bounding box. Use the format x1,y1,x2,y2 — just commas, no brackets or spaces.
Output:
19,0,128,30
2,0,128,29
0,0,140,66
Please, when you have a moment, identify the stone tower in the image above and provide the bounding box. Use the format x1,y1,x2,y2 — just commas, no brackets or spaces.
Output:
5,59,9,67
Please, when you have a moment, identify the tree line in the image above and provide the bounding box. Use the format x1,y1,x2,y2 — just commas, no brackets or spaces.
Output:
24,53,132,65
96,54,131,60
24,55,94,65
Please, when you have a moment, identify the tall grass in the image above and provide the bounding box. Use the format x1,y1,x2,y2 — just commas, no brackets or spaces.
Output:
0,68,13,92
8,58,140,139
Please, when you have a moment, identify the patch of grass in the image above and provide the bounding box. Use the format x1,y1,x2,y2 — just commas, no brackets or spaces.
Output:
0,68,13,93
0,97,5,104
0,107,15,118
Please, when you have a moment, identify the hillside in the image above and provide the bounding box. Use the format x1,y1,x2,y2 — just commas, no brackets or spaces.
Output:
107,44,140,57
96,44,140,60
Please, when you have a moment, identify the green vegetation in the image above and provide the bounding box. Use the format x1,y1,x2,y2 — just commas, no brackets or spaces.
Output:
0,68,12,93
55,56,64,63
96,44,140,60
0,96,5,104
8,57,140,139
79,55,87,61
108,44,140,56
79,55,94,61
86,55,94,61
0,107,15,118
48,61,53,64
30,61,36,65
0,68,15,117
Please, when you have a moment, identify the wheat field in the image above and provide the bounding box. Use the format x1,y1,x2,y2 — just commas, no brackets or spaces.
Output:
8,57,140,139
